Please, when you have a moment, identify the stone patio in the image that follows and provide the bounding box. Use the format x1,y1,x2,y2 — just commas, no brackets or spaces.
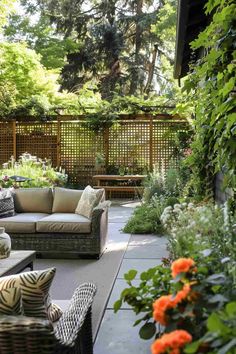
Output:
94,200,168,354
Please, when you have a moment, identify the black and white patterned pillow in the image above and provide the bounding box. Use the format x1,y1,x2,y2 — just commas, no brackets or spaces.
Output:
0,287,23,315
0,268,62,321
0,190,15,218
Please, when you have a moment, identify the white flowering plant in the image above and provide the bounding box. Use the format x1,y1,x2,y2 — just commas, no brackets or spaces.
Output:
160,201,236,275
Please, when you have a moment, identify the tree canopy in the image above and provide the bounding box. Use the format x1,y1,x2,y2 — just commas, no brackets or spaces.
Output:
4,0,178,100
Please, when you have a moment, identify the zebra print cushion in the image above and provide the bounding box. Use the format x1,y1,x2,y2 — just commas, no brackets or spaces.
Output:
0,268,62,321
0,287,23,315
48,301,63,322
0,195,15,218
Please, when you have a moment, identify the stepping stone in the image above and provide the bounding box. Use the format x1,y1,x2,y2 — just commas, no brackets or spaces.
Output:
124,245,168,259
129,234,168,246
108,206,134,223
94,310,154,354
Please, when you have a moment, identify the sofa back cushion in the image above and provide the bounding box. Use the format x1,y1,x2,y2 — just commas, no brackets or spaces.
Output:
14,188,53,213
52,187,83,213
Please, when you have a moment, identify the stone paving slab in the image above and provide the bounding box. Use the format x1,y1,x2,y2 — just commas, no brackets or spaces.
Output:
108,206,134,223
124,244,168,259
107,278,141,309
94,310,153,354
129,234,168,246
117,258,162,279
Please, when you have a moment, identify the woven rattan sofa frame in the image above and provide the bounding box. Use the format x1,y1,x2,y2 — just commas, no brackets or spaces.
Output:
9,204,108,259
0,282,97,354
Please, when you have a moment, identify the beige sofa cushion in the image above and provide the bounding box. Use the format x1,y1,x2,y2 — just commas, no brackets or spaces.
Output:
0,213,49,233
75,186,104,218
36,213,91,233
52,187,83,213
14,188,53,213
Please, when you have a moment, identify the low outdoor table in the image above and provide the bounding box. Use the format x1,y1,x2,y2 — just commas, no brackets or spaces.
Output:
93,174,146,198
0,250,36,277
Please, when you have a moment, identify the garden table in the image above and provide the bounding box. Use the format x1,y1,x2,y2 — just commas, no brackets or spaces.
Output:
0,250,36,277
93,174,146,198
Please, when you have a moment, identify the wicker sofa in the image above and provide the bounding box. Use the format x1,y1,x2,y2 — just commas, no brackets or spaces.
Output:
0,187,109,259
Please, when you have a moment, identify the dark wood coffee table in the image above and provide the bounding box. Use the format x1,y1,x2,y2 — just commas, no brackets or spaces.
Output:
0,250,36,277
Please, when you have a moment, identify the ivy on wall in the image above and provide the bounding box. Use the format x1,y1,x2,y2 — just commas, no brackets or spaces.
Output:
183,0,236,197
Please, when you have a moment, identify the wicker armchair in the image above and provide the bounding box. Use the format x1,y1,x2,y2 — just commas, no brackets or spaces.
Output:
0,283,97,354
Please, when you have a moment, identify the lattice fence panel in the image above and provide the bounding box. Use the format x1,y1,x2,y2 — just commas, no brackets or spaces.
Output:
60,121,104,185
153,120,188,171
0,122,14,165
16,122,58,165
108,120,150,174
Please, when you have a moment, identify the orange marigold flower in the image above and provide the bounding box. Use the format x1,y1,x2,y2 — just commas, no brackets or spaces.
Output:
171,258,196,278
151,330,192,354
153,295,175,326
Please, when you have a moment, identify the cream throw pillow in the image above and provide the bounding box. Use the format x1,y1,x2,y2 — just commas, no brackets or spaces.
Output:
75,186,104,219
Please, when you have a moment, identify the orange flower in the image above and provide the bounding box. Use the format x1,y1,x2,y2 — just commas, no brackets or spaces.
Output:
171,258,196,278
173,284,191,305
151,330,192,354
153,295,175,325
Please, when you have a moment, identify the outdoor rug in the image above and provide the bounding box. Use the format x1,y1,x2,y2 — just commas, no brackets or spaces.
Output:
34,221,131,337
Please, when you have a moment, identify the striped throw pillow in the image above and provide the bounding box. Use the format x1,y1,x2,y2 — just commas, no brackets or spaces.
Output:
0,287,23,315
0,268,62,321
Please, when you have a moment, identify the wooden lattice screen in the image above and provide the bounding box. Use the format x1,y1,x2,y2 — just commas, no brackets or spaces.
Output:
0,122,15,165
0,115,189,186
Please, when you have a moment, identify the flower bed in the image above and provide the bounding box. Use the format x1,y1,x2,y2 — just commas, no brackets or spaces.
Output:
0,153,67,188
115,201,236,353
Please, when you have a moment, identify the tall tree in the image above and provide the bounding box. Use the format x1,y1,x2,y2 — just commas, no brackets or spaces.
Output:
4,0,79,69
0,0,16,33
37,0,160,98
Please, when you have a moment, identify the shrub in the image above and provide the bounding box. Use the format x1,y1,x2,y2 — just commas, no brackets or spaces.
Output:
116,200,236,353
161,201,236,265
123,195,179,234
123,163,181,234
0,153,67,188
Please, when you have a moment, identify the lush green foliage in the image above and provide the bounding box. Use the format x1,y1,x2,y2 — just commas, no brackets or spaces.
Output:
123,196,168,234
116,201,236,353
182,0,236,195
161,202,236,266
0,0,16,32
6,0,180,100
0,152,67,188
114,265,172,339
123,163,186,234
4,7,79,70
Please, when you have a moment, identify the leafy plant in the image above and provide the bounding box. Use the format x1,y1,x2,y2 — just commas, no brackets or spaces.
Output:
0,153,67,188
181,0,236,196
161,201,236,270
114,265,172,340
122,196,167,234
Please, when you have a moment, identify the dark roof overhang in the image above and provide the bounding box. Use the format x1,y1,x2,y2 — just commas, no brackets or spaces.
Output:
174,0,208,79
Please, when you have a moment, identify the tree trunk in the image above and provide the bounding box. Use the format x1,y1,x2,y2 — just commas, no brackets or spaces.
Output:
129,0,143,95
144,44,158,96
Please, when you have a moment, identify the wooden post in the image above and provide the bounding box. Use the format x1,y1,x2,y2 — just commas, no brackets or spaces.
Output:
149,115,153,172
12,121,16,159
57,117,61,167
103,127,109,172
